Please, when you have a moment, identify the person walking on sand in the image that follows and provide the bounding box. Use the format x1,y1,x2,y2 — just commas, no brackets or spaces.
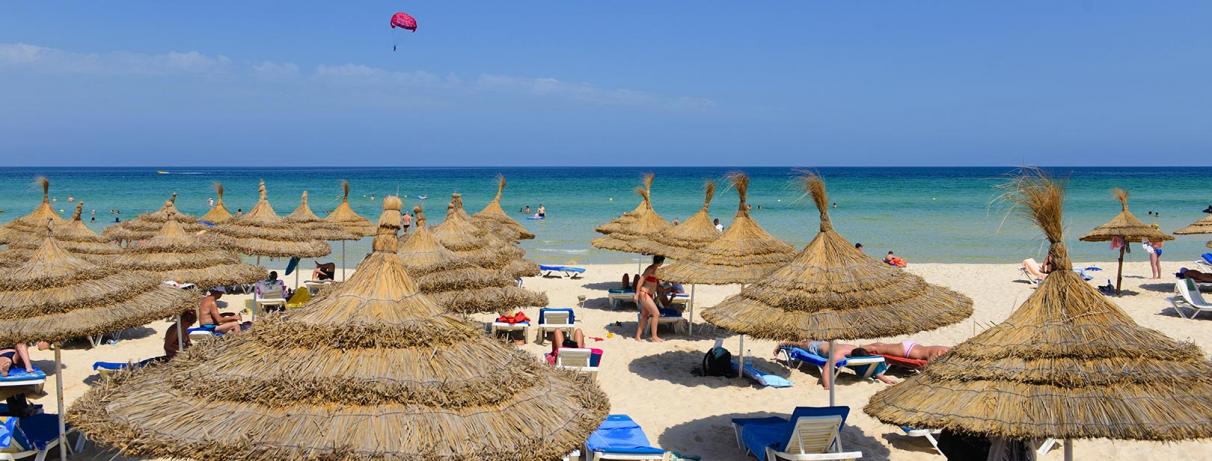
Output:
634,255,673,342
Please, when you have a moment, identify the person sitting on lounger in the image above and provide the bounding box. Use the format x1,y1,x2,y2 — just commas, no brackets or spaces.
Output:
198,287,244,335
859,340,951,361
551,328,585,356
312,262,336,281
773,340,898,389
163,309,198,359
0,343,34,377
1022,254,1053,281
1178,268,1212,283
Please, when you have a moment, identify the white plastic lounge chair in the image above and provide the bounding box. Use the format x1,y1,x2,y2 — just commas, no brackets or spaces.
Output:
1019,267,1041,287
732,407,862,461
898,427,1057,457
586,414,672,461
555,347,600,375
607,288,636,309
0,414,77,461
302,279,333,295
535,308,575,345
540,265,586,278
253,281,287,319
1172,278,1212,319
489,320,530,339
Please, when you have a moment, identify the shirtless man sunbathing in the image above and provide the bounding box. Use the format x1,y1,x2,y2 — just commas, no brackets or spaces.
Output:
198,287,244,335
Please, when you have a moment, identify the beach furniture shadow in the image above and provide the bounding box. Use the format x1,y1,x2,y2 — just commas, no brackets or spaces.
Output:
627,350,788,389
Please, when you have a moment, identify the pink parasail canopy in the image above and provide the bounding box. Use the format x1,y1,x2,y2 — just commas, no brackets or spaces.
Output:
390,12,417,32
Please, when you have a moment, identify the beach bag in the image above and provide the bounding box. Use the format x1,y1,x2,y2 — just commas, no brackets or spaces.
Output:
702,346,736,378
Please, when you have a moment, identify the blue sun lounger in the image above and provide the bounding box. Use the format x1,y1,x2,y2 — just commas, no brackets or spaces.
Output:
732,406,861,461
1,413,77,461
777,346,887,382
92,358,162,376
0,369,46,389
540,265,586,278
586,414,669,461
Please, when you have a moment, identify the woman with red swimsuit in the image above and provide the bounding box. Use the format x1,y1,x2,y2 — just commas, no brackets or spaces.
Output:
634,255,671,342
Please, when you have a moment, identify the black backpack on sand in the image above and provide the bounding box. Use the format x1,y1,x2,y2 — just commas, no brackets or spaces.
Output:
702,344,737,378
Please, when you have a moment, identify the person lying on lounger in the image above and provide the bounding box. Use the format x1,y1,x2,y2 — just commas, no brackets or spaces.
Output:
1178,268,1212,283
312,262,336,281
1022,254,1053,281
859,340,951,361
551,328,585,356
773,340,898,389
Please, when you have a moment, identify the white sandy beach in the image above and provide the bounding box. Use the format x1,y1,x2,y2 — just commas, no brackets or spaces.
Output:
32,260,1212,460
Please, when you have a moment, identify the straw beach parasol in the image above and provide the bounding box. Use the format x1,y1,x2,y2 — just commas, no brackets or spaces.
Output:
434,193,540,279
0,177,63,245
285,191,361,241
0,232,196,460
472,175,536,241
702,174,972,405
659,173,796,285
594,173,654,235
323,180,376,236
103,193,205,242
1079,188,1173,295
113,214,266,289
1,202,121,268
590,181,672,255
207,181,330,260
69,196,609,461
865,172,1212,460
400,205,548,314
199,182,233,224
1174,213,1212,236
632,180,720,259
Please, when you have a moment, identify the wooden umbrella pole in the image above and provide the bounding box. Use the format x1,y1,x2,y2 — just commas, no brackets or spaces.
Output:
177,314,184,352
689,284,696,336
827,339,836,408
737,334,745,382
1064,440,1072,461
1116,244,1125,295
54,344,67,460
342,241,347,282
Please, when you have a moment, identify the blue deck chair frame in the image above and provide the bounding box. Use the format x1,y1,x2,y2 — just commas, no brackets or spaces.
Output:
586,414,670,461
732,406,861,461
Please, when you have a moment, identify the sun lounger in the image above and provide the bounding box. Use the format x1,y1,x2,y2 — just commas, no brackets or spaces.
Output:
879,355,927,373
607,288,636,309
1172,278,1212,319
0,370,45,389
555,347,601,375
489,320,530,339
777,346,886,383
91,358,160,376
897,426,1057,457
586,414,671,461
187,326,223,343
732,406,861,461
252,281,287,319
1198,253,1212,268
0,413,77,461
535,308,576,345
540,265,586,278
734,359,792,388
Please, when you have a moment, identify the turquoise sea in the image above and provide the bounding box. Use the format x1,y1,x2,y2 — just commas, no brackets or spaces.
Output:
0,167,1208,266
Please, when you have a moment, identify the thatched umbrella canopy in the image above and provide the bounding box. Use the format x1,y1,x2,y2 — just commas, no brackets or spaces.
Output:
199,182,233,224
207,181,331,259
594,173,654,235
103,193,206,242
590,181,672,254
113,214,265,289
658,173,796,285
1,231,198,460
866,173,1212,458
69,197,609,461
285,191,361,241
472,175,536,241
323,180,376,237
703,174,972,404
434,193,540,279
0,177,64,245
632,180,720,259
1,202,122,268
1175,213,1212,236
400,205,547,314
1079,188,1174,294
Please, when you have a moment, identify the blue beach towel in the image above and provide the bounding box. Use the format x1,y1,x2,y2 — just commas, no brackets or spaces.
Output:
0,368,45,383
587,414,666,456
734,360,792,388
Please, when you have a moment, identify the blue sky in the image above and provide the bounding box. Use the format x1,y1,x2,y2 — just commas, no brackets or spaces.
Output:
1,1,1210,166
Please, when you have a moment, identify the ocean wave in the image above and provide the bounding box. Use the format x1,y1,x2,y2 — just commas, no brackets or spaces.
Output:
537,248,588,254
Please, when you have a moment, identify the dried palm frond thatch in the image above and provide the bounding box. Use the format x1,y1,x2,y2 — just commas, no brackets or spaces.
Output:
103,193,205,242
113,214,265,289
323,180,375,237
1175,213,1212,235
206,181,331,258
632,180,720,259
594,173,654,235
0,177,64,244
2,202,121,267
69,196,608,461
284,191,361,241
700,173,972,340
400,205,547,313
200,182,233,224
866,171,1212,443
590,179,672,254
472,175,536,241
434,193,540,278
1080,188,1173,294
658,173,796,285
0,236,196,345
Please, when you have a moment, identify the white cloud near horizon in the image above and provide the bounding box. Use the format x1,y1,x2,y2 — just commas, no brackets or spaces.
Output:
0,42,714,112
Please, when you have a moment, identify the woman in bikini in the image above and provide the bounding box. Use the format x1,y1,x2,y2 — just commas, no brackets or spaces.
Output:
0,343,36,377
860,340,950,361
634,255,671,342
